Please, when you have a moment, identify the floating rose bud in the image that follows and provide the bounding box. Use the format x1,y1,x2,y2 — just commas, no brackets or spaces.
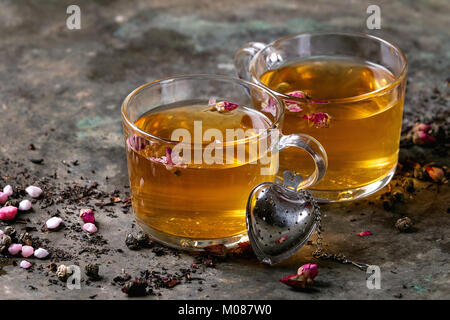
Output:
425,166,445,183
0,192,8,205
208,97,216,106
286,105,303,112
3,185,13,196
34,248,49,259
261,97,277,116
25,185,43,198
298,263,318,281
0,206,18,221
302,112,331,128
149,146,186,170
79,208,95,223
21,245,34,258
46,217,63,230
18,199,32,211
357,230,372,237
20,260,32,269
210,101,239,113
127,135,147,151
8,243,22,255
83,223,98,233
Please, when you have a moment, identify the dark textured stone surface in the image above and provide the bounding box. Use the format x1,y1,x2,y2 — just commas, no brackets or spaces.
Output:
0,0,448,299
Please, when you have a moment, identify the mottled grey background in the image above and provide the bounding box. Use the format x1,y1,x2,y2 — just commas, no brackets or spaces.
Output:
0,0,448,299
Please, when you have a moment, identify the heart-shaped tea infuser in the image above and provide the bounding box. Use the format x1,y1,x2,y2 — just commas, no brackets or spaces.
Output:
246,170,370,270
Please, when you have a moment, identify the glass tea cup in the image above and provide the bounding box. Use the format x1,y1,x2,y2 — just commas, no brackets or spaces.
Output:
121,74,327,250
235,32,408,202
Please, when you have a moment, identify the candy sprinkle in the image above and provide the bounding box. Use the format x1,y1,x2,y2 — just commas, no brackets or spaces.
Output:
8,243,23,255
3,185,13,196
25,185,43,198
34,248,49,259
20,260,32,269
46,217,63,230
0,206,18,221
18,200,32,211
21,245,34,258
83,223,98,233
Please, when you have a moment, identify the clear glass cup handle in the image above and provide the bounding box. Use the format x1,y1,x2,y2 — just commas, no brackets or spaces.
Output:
234,42,266,81
277,133,328,190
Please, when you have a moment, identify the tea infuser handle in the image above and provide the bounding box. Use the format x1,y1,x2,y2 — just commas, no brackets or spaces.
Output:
278,133,328,190
234,42,266,81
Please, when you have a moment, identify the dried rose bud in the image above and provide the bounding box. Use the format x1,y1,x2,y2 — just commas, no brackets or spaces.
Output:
412,123,431,133
302,112,331,128
0,234,12,253
56,264,72,281
297,263,318,282
279,274,308,289
425,166,445,183
80,208,95,223
122,280,148,297
276,235,288,244
395,217,413,232
280,263,319,289
412,130,436,145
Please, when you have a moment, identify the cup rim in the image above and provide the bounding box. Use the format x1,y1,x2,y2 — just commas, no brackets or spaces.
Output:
250,31,408,104
121,74,285,144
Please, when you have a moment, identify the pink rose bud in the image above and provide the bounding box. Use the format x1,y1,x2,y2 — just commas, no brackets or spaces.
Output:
412,130,436,145
297,263,318,280
425,166,445,183
3,185,13,196
20,260,32,269
0,206,18,221
25,185,43,198
79,209,95,223
18,200,32,211
83,223,98,233
0,230,3,236
357,230,372,237
0,192,8,205
8,243,23,255
21,245,34,258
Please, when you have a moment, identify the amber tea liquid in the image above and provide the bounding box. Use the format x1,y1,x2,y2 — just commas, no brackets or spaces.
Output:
260,57,404,195
126,103,276,240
